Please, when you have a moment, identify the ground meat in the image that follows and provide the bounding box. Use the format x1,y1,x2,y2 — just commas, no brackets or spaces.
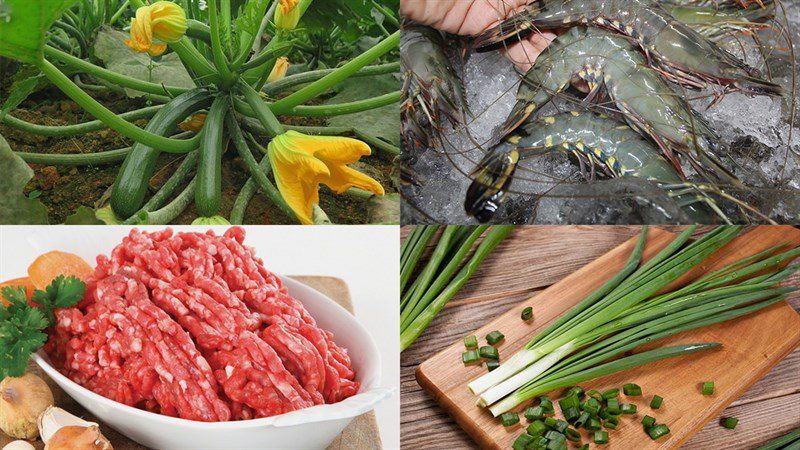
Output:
49,227,359,422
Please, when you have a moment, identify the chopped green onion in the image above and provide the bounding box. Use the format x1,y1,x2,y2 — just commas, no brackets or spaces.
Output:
586,389,602,400
559,395,580,411
540,396,554,413
722,417,738,429
563,406,580,423
594,430,609,444
604,416,619,430
522,307,533,321
527,420,547,436
621,403,637,414
601,389,619,399
583,397,601,415
579,445,589,450
531,436,549,449
623,383,642,396
642,415,656,428
479,345,499,360
648,423,671,440
545,430,566,442
464,335,478,348
565,427,582,442
575,412,590,429
606,398,620,414
525,406,545,421
462,350,480,364
512,433,534,450
702,381,715,395
554,419,569,433
586,418,602,431
487,360,500,372
566,386,585,398
544,417,558,428
650,395,664,409
501,412,520,427
486,330,505,345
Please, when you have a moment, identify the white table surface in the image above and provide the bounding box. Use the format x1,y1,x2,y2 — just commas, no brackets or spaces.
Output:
0,225,400,449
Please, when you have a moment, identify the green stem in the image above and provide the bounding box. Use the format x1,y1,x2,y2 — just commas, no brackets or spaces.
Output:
139,176,197,224
16,147,132,165
124,151,199,224
270,31,399,114
239,81,284,136
36,58,199,152
238,41,293,72
208,0,236,87
2,105,161,137
262,62,399,95
227,113,297,221
234,91,399,118
44,46,190,97
109,0,130,25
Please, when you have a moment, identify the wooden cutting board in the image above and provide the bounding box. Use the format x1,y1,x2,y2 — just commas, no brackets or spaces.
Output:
0,276,382,450
416,226,800,450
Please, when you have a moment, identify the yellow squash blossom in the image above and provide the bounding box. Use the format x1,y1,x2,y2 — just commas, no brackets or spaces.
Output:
125,1,187,56
179,113,207,133
274,0,300,30
268,131,385,224
267,57,290,83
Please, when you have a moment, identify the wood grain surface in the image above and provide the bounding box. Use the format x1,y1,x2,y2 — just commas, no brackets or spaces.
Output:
401,226,800,450
0,276,382,450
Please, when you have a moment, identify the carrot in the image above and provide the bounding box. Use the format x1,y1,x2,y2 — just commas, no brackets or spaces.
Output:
0,277,35,306
27,251,94,291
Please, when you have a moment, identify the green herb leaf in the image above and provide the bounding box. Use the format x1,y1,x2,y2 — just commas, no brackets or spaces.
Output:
31,274,86,323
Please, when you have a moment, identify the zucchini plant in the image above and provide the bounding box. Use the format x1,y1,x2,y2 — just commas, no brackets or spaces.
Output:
0,0,400,224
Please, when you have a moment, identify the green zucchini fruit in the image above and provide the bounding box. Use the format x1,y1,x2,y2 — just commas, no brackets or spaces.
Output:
110,88,213,218
195,94,230,217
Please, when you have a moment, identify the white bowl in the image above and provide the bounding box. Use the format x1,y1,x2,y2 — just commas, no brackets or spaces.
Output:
33,276,389,450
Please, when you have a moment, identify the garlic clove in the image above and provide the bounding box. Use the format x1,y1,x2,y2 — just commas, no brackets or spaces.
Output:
2,441,36,450
45,425,113,450
38,405,98,444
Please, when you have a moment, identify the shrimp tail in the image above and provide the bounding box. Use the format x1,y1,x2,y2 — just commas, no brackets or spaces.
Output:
473,6,540,53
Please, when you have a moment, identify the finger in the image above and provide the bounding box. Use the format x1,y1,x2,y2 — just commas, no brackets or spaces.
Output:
501,32,556,71
455,0,529,36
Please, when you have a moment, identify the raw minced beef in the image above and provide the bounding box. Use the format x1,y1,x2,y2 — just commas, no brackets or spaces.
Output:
46,227,359,422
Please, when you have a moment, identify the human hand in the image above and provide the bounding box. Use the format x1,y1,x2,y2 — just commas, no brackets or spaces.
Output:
399,0,556,71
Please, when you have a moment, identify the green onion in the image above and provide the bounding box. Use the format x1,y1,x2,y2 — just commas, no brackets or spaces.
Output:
486,330,505,345
522,307,534,321
623,383,642,396
464,335,478,348
540,397,554,413
601,388,619,399
604,416,619,429
586,418,602,431
702,381,715,395
512,433,534,450
594,430,609,444
487,360,500,372
563,406,580,422
722,417,738,429
755,427,800,450
583,397,601,415
621,403,637,414
462,350,480,364
525,406,545,421
545,430,565,442
648,423,671,440
554,419,569,433
559,395,580,411
579,445,589,450
566,386,585,398
642,415,656,428
479,346,499,360
606,398,620,414
544,417,558,428
650,395,663,409
501,412,520,427
575,412,590,428
527,420,548,436
401,225,513,351
565,427,581,442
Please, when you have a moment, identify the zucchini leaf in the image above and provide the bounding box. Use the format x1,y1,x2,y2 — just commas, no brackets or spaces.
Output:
0,133,49,224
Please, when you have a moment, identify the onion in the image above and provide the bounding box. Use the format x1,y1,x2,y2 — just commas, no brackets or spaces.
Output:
0,373,54,439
